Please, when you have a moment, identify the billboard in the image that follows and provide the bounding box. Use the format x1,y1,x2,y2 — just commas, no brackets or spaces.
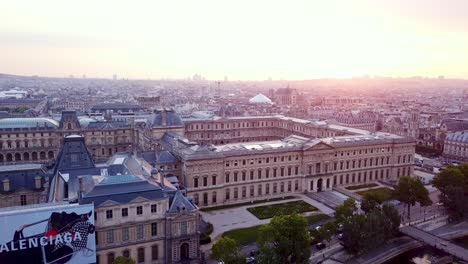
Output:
0,203,96,264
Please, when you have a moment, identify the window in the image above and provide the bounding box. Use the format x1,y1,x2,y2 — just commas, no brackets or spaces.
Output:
250,186,254,196
212,192,217,203
20,195,27,206
234,172,238,182
250,170,254,180
203,176,208,186
242,171,246,181
225,173,230,183
258,185,262,195
194,178,199,188
138,248,145,263
212,176,216,185
151,223,158,236
107,253,115,264
106,230,114,243
106,210,113,219
242,187,246,198
152,245,159,260
137,225,144,239
122,208,128,217
137,206,143,215
226,189,230,200
266,183,270,194
151,204,157,213
122,228,129,241
181,221,188,235
123,250,130,258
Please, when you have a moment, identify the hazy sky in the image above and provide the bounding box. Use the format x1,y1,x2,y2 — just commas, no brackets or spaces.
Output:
1,0,468,80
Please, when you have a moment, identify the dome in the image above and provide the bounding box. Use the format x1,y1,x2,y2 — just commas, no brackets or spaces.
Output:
78,117,97,128
0,117,59,129
249,93,273,104
149,110,183,128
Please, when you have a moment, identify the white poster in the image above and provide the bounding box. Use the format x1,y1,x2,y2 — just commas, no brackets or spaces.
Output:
0,203,96,264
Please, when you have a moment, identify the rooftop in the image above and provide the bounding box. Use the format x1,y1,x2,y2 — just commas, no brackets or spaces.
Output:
0,117,59,129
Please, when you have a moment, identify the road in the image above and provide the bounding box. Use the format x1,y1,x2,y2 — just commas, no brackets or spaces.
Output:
400,225,468,262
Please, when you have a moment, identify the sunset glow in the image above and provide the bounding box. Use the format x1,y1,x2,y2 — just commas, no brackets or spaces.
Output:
1,0,468,79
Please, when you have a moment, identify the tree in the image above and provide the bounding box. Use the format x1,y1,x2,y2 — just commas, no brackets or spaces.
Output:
432,165,468,221
257,214,311,264
361,192,384,213
341,204,401,256
394,176,432,221
113,256,136,264
342,214,367,255
321,221,337,246
334,198,357,224
210,237,245,264
381,204,401,239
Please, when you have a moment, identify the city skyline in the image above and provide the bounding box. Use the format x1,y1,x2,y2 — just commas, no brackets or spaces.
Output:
2,0,468,80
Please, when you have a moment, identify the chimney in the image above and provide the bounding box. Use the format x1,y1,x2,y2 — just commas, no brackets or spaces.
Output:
78,176,84,200
162,110,167,126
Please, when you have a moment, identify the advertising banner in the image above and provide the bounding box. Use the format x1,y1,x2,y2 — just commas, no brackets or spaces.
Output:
0,203,96,264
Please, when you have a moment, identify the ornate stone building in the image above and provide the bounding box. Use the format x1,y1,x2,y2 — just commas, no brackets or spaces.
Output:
47,135,200,264
443,130,468,163
0,111,134,165
1,109,415,211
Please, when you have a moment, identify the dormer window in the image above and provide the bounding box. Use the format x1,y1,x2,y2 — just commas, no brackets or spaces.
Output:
2,178,10,192
35,176,42,189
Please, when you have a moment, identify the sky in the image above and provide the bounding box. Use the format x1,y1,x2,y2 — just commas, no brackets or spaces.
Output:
1,0,468,80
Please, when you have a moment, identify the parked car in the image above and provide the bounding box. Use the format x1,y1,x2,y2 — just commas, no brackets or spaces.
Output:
338,233,344,240
316,242,326,250
246,256,255,264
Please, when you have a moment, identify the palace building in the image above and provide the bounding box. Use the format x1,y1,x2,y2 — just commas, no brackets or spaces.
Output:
0,109,415,211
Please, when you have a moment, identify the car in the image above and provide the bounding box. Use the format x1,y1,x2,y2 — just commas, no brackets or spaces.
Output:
249,250,260,257
315,225,322,231
337,224,344,232
338,233,344,240
316,242,326,250
246,256,255,264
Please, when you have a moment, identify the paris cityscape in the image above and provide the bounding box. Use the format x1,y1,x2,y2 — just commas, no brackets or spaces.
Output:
1,1,468,264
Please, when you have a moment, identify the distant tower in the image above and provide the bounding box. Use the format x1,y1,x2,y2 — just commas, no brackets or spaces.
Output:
216,81,221,96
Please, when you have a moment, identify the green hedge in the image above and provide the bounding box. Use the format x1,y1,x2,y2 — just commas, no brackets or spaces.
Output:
200,196,296,212
357,187,395,201
223,214,329,246
345,183,379,190
247,200,318,220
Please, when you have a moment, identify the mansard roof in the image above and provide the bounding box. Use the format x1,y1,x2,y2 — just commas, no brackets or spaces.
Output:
168,191,197,214
149,109,184,128
0,117,59,129
0,163,48,193
80,175,166,207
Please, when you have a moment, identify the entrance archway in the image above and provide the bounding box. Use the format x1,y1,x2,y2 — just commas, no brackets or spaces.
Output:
317,178,323,192
180,243,189,260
